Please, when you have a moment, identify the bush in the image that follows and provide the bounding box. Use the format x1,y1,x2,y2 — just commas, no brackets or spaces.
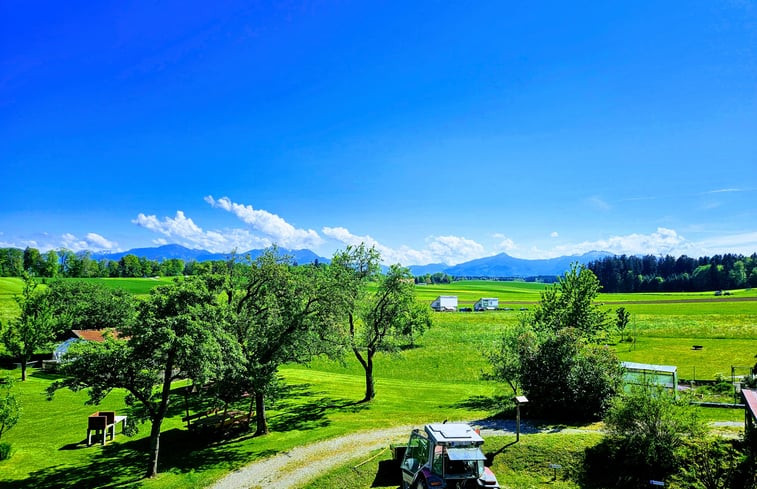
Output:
0,441,11,460
600,384,706,485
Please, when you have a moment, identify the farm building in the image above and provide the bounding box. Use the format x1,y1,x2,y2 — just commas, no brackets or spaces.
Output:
621,361,678,394
474,297,498,311
430,296,458,312
50,329,122,366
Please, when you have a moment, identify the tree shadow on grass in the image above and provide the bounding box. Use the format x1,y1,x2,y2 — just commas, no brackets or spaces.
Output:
268,383,368,432
1,428,259,489
452,394,515,418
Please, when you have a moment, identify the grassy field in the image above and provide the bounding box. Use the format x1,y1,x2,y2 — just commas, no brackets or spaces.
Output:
0,277,753,488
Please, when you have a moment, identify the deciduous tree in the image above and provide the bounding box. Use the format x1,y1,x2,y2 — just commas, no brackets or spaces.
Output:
332,245,432,402
49,276,240,477
1,274,55,381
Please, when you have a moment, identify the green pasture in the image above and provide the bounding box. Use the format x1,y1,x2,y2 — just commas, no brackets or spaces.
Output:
0,278,753,487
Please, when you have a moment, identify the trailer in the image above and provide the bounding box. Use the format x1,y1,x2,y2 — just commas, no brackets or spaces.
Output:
430,296,458,312
473,298,498,311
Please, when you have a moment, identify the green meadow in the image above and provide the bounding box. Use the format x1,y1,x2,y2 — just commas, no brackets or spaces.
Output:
0,277,754,488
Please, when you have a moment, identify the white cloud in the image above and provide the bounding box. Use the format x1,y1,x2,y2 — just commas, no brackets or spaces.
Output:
205,196,323,249
705,188,743,194
322,226,488,265
550,231,559,238
521,227,687,259
689,231,757,257
427,235,487,263
133,211,271,252
492,233,517,252
61,232,119,252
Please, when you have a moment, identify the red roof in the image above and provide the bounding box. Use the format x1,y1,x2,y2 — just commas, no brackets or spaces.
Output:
743,389,757,420
71,329,120,342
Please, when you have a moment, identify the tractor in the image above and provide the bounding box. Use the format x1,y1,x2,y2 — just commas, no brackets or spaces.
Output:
395,423,500,489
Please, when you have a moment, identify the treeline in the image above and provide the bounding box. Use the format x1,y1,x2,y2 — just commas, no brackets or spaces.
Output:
0,247,224,278
588,253,757,292
413,272,453,284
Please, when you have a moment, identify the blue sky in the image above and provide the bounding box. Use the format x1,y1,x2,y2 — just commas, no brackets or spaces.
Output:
1,1,756,265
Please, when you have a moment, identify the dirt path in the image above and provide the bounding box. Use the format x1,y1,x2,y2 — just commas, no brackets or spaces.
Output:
208,425,414,489
207,420,591,489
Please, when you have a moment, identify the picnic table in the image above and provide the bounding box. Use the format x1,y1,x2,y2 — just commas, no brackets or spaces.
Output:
87,411,127,446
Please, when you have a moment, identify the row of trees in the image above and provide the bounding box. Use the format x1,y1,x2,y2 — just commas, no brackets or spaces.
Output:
413,272,453,284
588,253,757,293
2,245,430,477
0,247,191,279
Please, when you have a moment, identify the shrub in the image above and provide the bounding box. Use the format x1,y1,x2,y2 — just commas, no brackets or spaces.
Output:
0,441,11,461
595,384,706,486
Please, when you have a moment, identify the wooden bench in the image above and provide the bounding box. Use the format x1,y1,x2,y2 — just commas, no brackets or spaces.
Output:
182,408,219,430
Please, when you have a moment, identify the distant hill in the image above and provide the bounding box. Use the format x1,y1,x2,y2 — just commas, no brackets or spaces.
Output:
407,263,448,276
86,244,609,277
89,244,329,265
416,251,613,278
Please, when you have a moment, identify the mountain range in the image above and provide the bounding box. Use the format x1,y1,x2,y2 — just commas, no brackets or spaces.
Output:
89,244,327,266
89,245,612,278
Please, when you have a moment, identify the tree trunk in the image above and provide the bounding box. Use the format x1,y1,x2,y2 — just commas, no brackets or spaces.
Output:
352,346,376,402
363,360,375,402
20,359,27,381
146,418,163,478
255,391,268,436
146,353,174,478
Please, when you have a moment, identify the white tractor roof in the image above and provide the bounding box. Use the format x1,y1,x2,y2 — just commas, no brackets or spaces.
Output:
425,423,483,444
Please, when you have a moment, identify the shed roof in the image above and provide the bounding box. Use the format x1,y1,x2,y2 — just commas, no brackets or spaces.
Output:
622,361,677,374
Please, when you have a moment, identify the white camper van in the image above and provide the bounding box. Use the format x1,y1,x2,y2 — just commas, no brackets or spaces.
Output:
430,296,458,312
474,297,498,311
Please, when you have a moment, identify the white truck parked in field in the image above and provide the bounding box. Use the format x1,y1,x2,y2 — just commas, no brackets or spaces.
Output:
430,296,458,312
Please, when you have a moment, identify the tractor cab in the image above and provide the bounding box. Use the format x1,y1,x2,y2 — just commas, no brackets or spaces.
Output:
400,423,499,489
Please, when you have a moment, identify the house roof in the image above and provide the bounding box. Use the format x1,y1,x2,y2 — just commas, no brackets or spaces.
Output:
743,389,757,421
71,329,120,342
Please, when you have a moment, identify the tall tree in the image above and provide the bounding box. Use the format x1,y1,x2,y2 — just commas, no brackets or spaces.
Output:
0,274,56,381
41,250,60,277
332,245,432,402
531,263,610,341
225,250,343,435
49,276,240,477
45,280,136,334
489,264,622,420
22,247,43,275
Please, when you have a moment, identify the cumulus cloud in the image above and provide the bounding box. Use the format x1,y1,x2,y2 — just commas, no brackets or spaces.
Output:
521,227,687,259
492,233,517,252
205,196,323,249
133,211,271,252
61,232,119,252
322,226,488,265
550,231,559,238
690,231,757,257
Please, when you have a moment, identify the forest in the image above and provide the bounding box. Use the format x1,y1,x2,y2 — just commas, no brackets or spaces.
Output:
588,253,757,292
